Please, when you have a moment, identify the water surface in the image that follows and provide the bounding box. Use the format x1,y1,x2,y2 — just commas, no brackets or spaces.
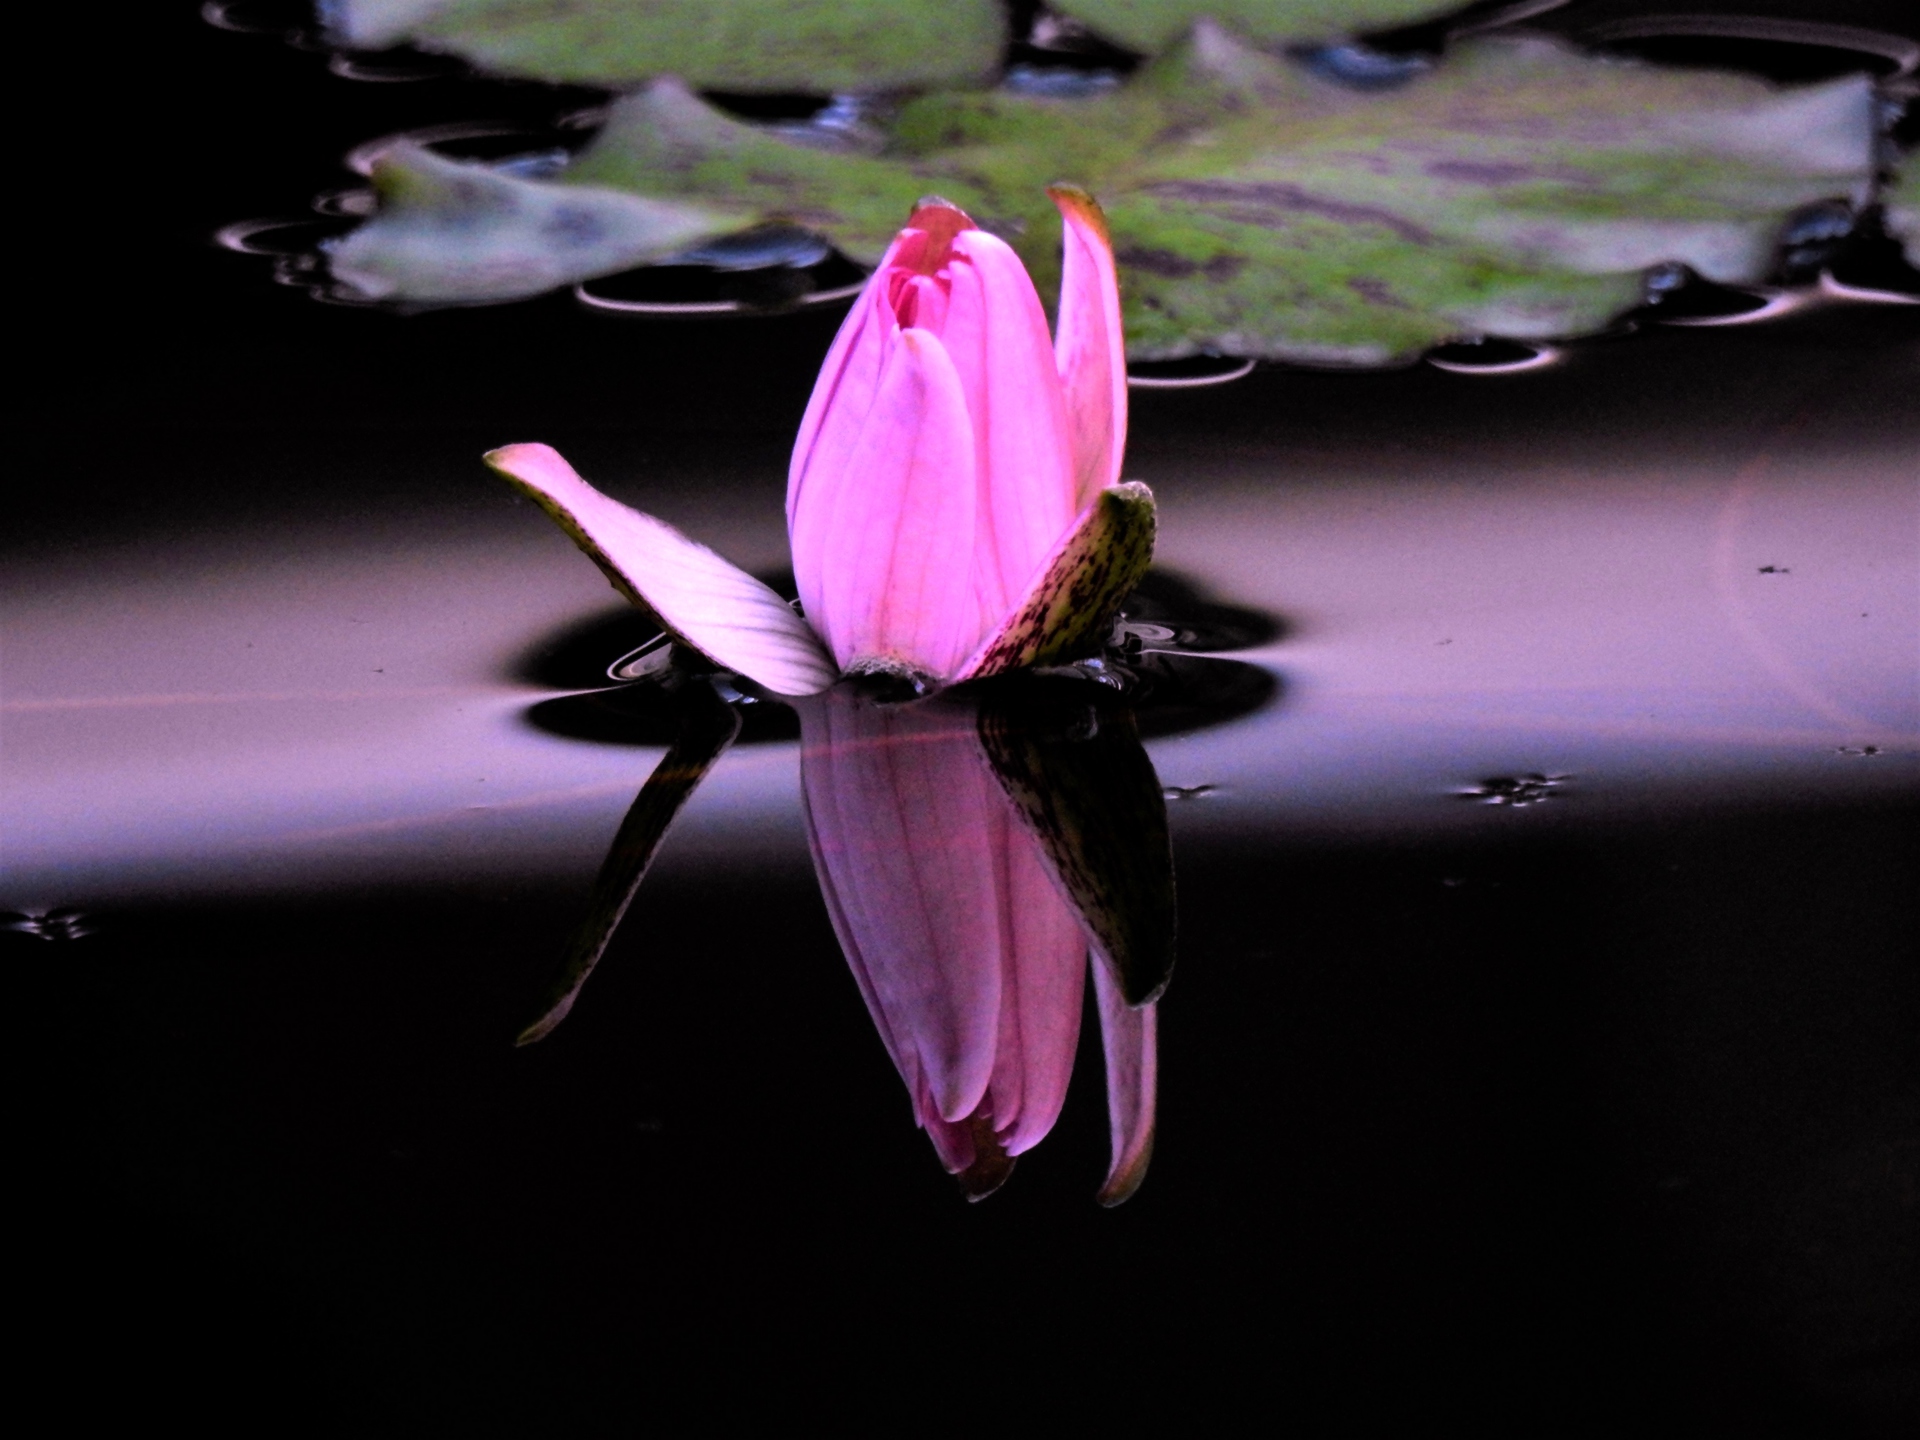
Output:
9,7,1918,1432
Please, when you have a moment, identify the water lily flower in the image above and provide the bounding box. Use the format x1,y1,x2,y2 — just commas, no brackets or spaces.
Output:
485,187,1153,695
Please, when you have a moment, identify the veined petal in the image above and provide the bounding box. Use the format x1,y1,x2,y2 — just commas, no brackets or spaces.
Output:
787,204,970,534
1049,185,1129,512
939,229,1079,625
960,481,1157,680
794,328,987,678
787,254,906,533
486,443,836,696
1092,958,1157,1208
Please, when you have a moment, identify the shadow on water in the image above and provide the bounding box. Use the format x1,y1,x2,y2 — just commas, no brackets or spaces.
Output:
516,567,1286,747
511,567,1285,688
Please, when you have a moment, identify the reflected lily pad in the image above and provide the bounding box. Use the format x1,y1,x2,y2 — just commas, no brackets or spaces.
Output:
325,0,1007,91
330,25,1880,361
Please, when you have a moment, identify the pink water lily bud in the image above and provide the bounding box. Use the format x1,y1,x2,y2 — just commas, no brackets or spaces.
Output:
789,190,1137,683
486,188,1150,697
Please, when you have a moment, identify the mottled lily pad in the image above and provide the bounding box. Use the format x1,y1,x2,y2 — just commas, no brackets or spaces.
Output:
330,24,1879,362
325,0,1006,91
1051,0,1462,54
330,140,730,301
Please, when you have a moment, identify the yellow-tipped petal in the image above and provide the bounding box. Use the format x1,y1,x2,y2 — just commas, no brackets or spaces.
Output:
1049,185,1129,512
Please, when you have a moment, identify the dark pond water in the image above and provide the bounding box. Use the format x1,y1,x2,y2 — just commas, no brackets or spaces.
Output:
9,4,1918,1432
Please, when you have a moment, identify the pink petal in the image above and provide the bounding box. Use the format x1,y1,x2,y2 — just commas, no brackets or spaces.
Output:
787,261,903,534
484,443,836,696
785,205,968,534
1049,186,1129,511
938,229,1080,624
790,327,988,678
1092,956,1157,1207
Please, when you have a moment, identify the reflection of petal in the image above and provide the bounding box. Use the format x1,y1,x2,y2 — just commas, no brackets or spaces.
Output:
800,691,1085,1181
485,443,837,696
803,694,1002,1124
517,683,741,1044
1092,958,1157,1208
993,832,1086,1157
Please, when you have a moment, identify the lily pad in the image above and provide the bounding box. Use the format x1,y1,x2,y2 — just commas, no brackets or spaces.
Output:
325,0,1006,91
331,25,1878,362
1051,0,1462,54
1888,156,1920,269
329,141,732,301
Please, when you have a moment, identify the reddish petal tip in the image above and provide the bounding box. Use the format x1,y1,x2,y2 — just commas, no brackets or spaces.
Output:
906,196,976,247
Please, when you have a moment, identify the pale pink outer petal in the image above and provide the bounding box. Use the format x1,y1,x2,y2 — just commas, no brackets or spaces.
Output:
1050,188,1129,512
939,230,1080,625
800,694,1003,1128
786,240,910,533
791,328,986,678
1092,957,1157,1207
484,443,836,696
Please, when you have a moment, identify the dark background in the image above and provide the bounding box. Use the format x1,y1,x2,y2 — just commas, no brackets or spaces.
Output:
15,4,1920,1433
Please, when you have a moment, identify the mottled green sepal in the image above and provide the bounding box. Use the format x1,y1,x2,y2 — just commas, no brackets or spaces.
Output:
963,482,1156,680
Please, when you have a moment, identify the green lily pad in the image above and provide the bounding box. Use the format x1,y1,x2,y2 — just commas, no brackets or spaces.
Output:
1052,0,1461,54
332,25,1878,362
326,0,1006,91
329,140,732,302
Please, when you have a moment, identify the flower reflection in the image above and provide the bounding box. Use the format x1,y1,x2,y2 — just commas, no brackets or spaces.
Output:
520,672,1175,1204
802,684,1164,1203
